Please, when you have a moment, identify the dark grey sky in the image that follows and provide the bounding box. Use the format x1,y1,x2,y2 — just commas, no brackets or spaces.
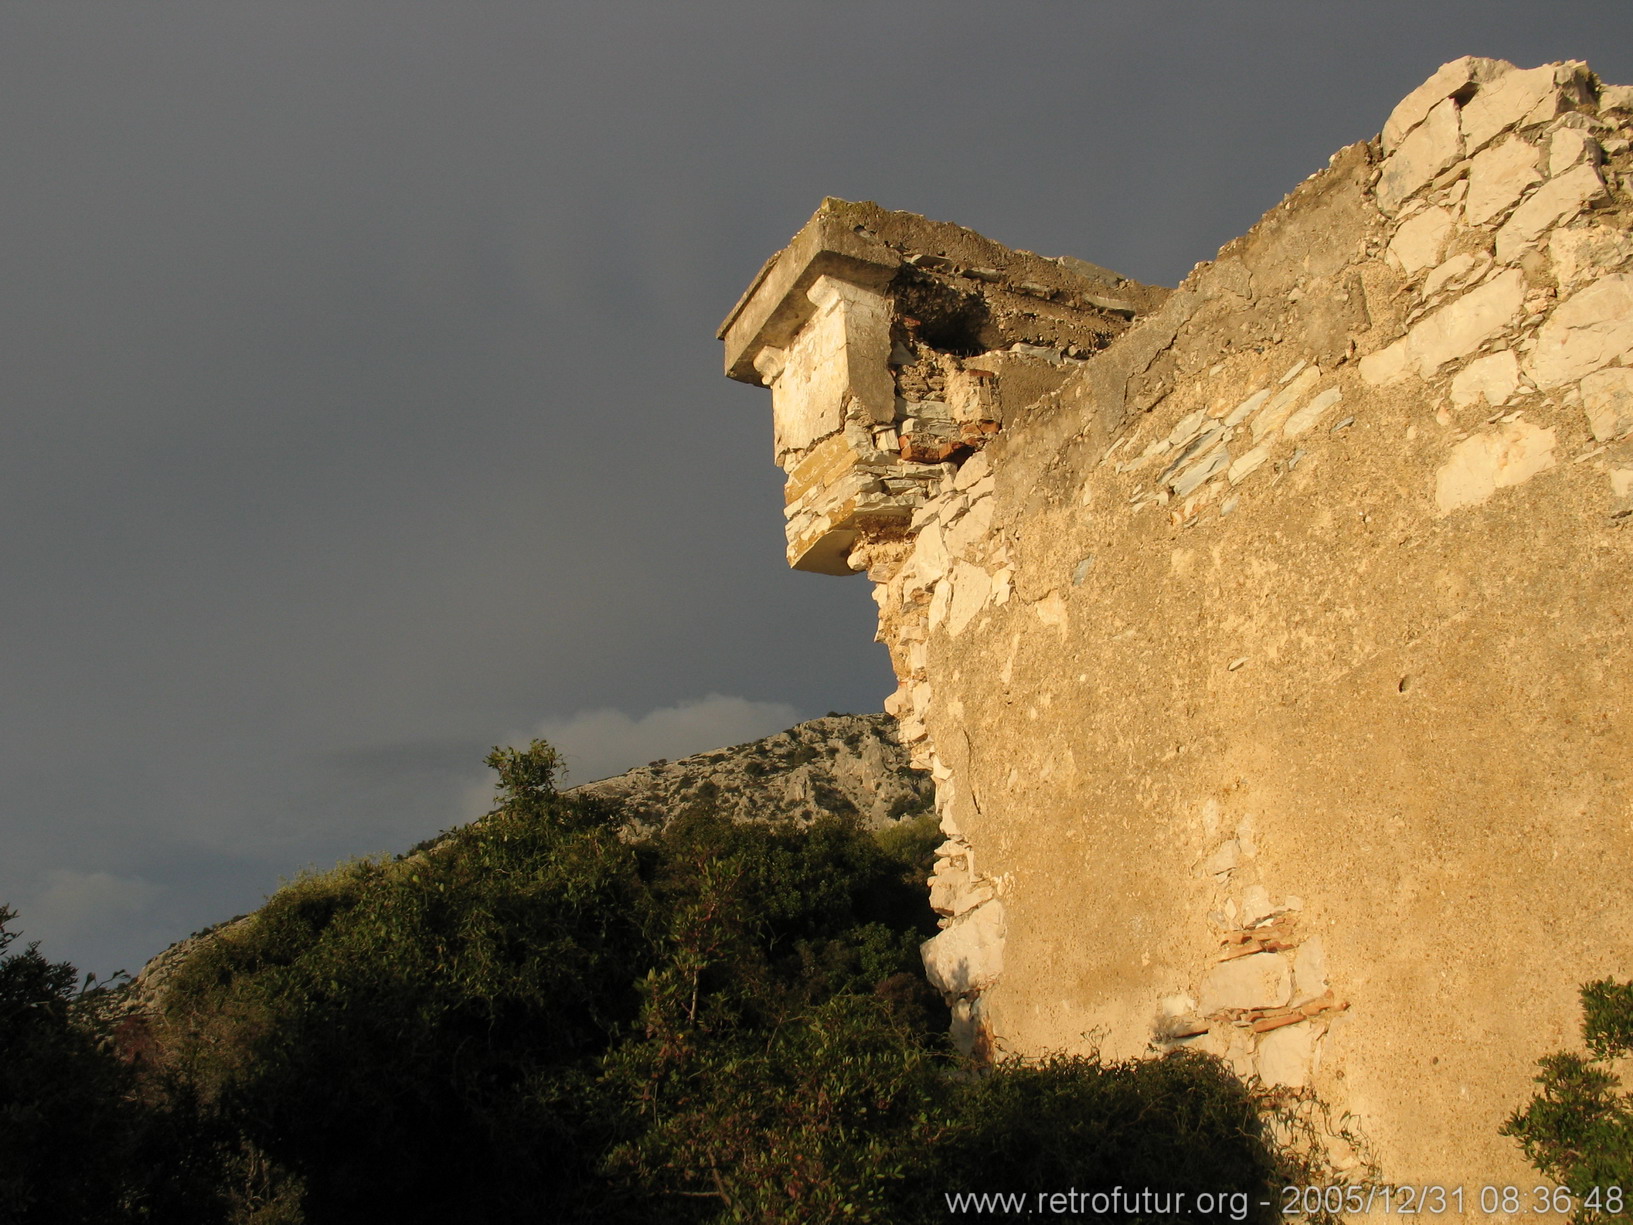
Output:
5,1,1629,976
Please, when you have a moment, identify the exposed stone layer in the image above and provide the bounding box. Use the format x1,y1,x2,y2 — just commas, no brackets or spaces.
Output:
568,712,932,831
724,57,1633,1186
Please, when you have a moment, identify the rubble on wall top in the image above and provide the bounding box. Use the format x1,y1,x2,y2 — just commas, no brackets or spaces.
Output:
719,197,1169,384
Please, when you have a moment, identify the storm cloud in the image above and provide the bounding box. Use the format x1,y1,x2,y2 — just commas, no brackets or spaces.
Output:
2,1,1628,975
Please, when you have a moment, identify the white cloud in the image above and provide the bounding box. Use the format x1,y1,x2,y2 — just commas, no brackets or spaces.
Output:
25,869,161,946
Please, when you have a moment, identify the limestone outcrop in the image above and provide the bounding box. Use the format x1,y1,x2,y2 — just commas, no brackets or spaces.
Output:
724,57,1633,1186
124,714,933,1030
567,712,932,830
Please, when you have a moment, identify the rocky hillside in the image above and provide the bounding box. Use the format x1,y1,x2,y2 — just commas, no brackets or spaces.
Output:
125,714,931,1005
568,713,932,831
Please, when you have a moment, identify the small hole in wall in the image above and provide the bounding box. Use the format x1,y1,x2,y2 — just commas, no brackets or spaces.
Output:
918,318,984,356
892,271,990,357
1398,675,1411,693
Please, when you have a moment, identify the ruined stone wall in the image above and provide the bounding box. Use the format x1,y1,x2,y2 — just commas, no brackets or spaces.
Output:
723,58,1633,1186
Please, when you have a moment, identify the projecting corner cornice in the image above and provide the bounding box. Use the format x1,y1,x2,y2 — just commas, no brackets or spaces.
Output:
718,198,902,384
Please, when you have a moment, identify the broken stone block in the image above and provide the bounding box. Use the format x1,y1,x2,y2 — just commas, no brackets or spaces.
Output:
1358,340,1411,386
774,276,896,459
909,519,949,585
1378,98,1464,214
1194,1024,1259,1079
1548,126,1602,179
1382,57,1503,153
1251,366,1322,440
1202,839,1243,876
1401,269,1528,378
1257,1019,1317,1088
1199,951,1292,1014
945,364,1001,424
1283,387,1344,437
1434,419,1557,513
1167,408,1210,448
1291,935,1330,1005
1169,446,1230,497
944,560,993,636
952,450,993,491
1227,445,1271,484
948,997,991,1058
1422,252,1482,299
926,579,952,633
1224,389,1269,427
1461,64,1566,155
1239,884,1277,926
1581,367,1633,442
921,900,1006,997
1495,162,1610,264
928,867,994,918
1463,136,1543,227
1156,424,1227,488
933,838,969,870
1548,225,1633,292
944,498,994,560
1528,273,1633,387
1389,206,1455,274
1449,350,1521,408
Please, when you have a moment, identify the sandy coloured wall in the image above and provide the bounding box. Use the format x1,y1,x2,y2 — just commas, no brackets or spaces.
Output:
724,57,1633,1187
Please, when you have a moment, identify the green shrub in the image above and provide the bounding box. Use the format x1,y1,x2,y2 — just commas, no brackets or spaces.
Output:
598,807,946,1223
604,993,942,1224
136,737,1317,1223
875,810,942,891
157,741,945,1223
919,1050,1300,1225
161,744,651,1223
0,906,226,1224
1504,979,1633,1220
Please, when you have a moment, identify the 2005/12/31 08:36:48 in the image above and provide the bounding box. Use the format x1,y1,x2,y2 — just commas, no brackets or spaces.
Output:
1279,1184,1625,1215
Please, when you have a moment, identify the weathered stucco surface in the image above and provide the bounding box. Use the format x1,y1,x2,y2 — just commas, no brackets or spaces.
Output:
723,57,1633,1186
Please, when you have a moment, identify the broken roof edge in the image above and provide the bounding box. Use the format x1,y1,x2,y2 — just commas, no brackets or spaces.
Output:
719,196,1169,383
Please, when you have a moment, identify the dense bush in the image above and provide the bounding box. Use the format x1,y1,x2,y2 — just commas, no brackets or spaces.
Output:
9,739,1311,1224
1504,979,1633,1221
0,906,224,1224
0,905,130,1222
923,1050,1295,1224
159,743,656,1222
598,806,946,1222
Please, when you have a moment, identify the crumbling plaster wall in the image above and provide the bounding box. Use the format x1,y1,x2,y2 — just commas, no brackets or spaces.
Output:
724,58,1633,1185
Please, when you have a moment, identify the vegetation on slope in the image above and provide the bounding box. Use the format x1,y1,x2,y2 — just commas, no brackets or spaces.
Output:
7,739,1317,1224
0,906,223,1223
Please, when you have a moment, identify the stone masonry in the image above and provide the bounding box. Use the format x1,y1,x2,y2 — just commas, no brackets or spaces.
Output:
723,59,1633,1188
718,199,1166,574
